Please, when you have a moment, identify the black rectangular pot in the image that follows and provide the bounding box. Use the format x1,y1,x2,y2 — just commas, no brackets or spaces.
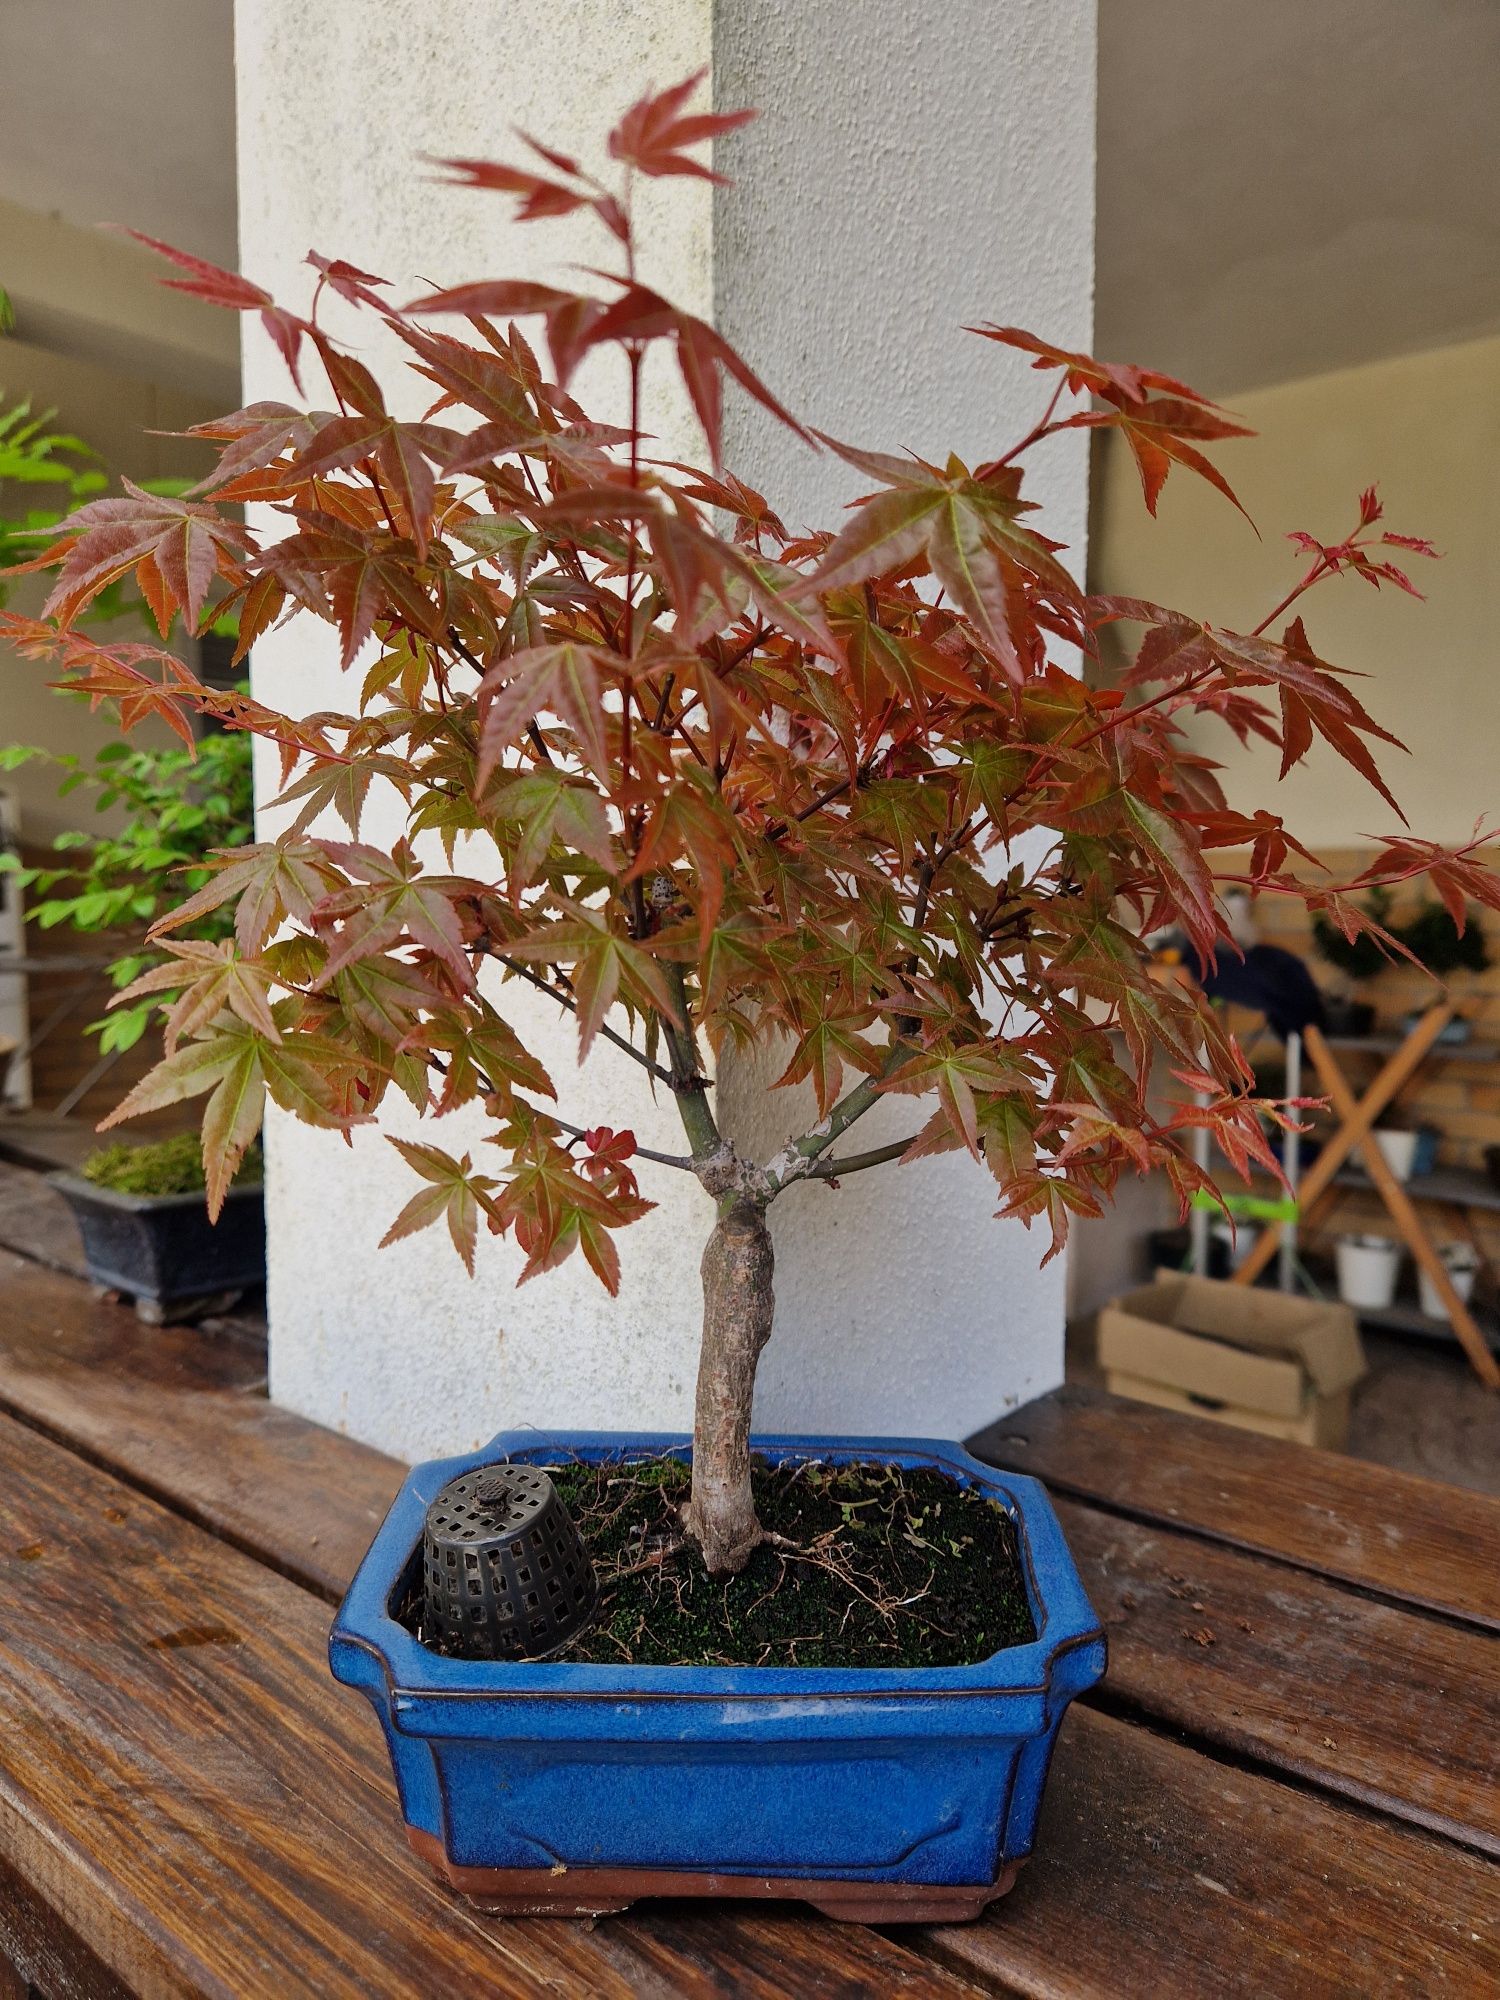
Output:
49,1172,265,1322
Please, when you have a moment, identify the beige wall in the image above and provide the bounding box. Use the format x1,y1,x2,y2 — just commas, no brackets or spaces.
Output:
1090,333,1500,849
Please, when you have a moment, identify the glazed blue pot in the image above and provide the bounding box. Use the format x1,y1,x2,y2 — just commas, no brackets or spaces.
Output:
330,1431,1105,1922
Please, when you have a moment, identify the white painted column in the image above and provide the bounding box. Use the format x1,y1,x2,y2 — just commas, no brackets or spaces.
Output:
234,0,1097,1460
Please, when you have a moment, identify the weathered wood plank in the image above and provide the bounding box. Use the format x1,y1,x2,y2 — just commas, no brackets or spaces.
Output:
973,1384,1500,1628
0,1410,992,2000
923,1705,1500,2000
0,1247,401,1599
0,1849,132,2000
1054,1497,1500,1856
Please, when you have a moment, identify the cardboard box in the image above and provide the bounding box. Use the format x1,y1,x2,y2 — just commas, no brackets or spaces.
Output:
1097,1272,1366,1449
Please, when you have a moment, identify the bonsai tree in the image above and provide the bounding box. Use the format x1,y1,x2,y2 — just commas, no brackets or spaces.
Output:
6,79,1498,1573
1314,887,1488,983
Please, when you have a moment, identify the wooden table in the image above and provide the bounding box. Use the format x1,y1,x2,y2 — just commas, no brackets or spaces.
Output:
0,1246,1496,1997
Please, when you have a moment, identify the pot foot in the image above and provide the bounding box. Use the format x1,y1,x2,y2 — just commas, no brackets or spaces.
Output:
407,1825,1023,1925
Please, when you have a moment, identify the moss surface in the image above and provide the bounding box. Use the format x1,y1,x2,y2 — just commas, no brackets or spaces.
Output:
423,1455,1036,1670
80,1133,263,1198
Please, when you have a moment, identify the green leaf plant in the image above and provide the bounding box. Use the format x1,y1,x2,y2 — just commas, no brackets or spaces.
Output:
5,76,1495,1573
0,726,253,1051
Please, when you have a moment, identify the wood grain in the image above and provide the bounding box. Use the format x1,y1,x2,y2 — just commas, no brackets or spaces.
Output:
973,1385,1500,1627
0,1408,1010,1999
0,1848,132,2000
1054,1497,1500,1855
922,1706,1500,2000
0,1247,402,1598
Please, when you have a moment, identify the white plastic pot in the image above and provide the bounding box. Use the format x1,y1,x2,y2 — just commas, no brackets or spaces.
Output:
1417,1243,1480,1322
1336,1234,1402,1310
1374,1129,1420,1183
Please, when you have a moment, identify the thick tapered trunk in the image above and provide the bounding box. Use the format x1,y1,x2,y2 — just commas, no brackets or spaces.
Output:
681,1195,775,1574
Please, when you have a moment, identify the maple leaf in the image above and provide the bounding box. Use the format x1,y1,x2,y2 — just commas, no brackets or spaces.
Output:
405,279,609,389
970,326,1251,516
607,72,755,182
97,1019,351,1219
774,1016,884,1117
313,842,481,988
149,839,346,956
505,908,681,1057
433,158,590,221
291,411,459,558
476,643,618,785
1122,791,1219,961
381,1138,500,1276
40,482,248,632
882,1045,1037,1158
584,283,809,468
110,939,280,1050
262,513,440,668
116,230,310,389
492,768,615,893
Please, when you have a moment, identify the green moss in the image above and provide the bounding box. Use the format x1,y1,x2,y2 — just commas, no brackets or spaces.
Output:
80,1133,263,1198
530,1455,1036,1669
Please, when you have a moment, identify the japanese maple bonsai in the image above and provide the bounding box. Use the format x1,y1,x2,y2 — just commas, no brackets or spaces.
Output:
7,78,1496,1916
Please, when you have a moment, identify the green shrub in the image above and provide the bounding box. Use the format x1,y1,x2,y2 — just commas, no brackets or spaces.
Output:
80,1132,263,1198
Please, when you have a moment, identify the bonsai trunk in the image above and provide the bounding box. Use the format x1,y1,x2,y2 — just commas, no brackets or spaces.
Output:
682,1194,775,1573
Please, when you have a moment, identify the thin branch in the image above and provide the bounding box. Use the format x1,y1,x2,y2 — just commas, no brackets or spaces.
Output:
806,1134,923,1180
490,949,675,1085
659,961,721,1160
761,1042,920,1196
551,1114,696,1173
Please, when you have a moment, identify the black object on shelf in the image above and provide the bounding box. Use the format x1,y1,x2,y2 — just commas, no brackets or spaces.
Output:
1322,996,1375,1039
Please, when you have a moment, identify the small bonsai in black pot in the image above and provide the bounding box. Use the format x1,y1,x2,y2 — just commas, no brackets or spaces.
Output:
1312,889,1390,1037
1314,893,1489,1041
51,1133,264,1324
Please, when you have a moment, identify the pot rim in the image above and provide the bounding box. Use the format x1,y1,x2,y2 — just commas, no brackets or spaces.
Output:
47,1169,264,1212
331,1430,1105,1706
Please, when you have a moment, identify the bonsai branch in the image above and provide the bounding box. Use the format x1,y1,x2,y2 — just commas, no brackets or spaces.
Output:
761,1043,919,1195
550,1115,696,1174
490,949,674,1085
806,1133,923,1180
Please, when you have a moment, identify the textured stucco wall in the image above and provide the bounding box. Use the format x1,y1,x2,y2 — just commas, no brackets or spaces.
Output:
714,0,1097,1434
234,0,1096,1458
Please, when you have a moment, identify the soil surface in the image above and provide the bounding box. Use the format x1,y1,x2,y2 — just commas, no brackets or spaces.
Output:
410,1454,1037,1669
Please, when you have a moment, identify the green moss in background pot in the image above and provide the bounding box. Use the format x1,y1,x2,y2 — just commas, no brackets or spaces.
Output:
80,1133,264,1199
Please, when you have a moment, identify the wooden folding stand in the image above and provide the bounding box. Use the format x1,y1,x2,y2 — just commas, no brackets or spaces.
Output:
1232,1000,1500,1389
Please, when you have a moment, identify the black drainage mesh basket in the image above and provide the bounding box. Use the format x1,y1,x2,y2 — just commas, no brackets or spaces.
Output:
422,1465,597,1660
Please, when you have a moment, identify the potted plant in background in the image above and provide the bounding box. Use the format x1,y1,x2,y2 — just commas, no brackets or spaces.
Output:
0,721,259,1315
1313,887,1390,1037
1315,890,1489,1044
1395,900,1488,1043
2,395,261,1311
52,1130,264,1323
8,78,1498,1921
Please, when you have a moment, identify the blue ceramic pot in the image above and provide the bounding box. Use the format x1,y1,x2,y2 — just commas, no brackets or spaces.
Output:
330,1431,1105,1922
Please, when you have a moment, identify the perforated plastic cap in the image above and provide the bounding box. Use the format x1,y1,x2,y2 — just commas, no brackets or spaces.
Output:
422,1464,597,1660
